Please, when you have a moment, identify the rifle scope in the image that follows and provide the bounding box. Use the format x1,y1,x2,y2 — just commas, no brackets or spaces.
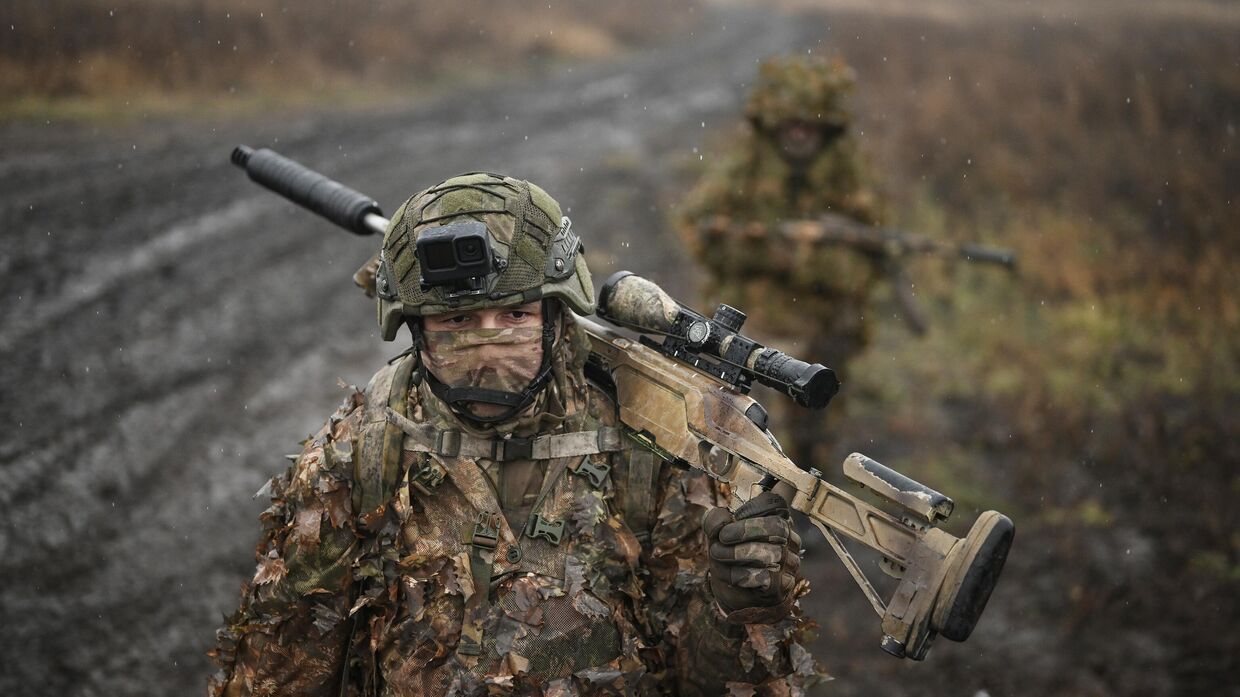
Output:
597,271,839,410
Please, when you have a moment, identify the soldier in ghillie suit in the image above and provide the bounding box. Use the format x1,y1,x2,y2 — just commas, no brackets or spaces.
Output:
675,55,883,471
210,173,824,695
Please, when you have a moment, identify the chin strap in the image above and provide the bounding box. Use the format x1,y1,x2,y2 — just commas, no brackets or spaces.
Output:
412,300,560,427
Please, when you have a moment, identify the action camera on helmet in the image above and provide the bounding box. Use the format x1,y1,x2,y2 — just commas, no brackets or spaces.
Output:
415,221,495,292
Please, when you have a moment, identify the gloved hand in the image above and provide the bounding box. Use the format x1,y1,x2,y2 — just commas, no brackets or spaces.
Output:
702,491,802,624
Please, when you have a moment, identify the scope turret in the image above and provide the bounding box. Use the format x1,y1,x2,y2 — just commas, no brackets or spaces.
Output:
596,271,839,410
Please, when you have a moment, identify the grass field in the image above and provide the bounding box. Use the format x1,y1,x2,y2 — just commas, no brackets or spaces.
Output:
742,2,1239,692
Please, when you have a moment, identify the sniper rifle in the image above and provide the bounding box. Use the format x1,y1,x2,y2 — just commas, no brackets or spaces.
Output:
230,144,1014,661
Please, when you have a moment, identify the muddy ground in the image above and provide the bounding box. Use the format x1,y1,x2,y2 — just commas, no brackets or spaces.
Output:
2,5,1067,696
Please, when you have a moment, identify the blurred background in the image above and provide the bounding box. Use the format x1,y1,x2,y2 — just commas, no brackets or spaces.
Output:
1,0,1236,695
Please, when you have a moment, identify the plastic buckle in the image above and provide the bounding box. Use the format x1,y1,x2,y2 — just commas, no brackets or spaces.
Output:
572,459,611,488
437,430,461,458
471,512,500,549
525,514,564,545
410,460,446,495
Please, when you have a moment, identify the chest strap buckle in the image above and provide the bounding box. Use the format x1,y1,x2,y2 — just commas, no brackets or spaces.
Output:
571,459,612,488
470,512,500,549
526,514,564,545
410,458,447,496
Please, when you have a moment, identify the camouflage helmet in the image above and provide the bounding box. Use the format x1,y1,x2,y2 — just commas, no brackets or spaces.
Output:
375,172,595,340
744,55,856,132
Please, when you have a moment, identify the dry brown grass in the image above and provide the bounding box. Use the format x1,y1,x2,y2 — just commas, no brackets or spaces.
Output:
0,0,700,116
743,2,1240,692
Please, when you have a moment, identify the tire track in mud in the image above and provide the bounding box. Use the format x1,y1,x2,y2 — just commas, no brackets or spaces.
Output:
0,197,269,352
0,9,817,695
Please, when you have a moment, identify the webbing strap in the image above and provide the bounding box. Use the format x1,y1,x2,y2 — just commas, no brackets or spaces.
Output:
385,407,623,461
345,353,417,695
355,356,417,515
458,511,499,659
624,446,661,543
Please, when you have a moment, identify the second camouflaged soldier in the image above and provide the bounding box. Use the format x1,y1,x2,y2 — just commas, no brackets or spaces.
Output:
210,173,824,695
676,55,884,471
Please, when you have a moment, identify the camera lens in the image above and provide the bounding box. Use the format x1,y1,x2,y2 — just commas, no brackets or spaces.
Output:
456,236,484,262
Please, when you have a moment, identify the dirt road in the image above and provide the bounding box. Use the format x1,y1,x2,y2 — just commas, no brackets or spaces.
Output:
0,6,1010,696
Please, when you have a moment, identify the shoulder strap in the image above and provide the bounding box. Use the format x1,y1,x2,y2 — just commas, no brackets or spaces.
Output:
583,368,665,542
354,354,418,515
341,354,417,697
623,442,662,544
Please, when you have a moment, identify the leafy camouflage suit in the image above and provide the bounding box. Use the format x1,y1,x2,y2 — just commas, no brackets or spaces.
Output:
210,174,823,696
676,56,883,470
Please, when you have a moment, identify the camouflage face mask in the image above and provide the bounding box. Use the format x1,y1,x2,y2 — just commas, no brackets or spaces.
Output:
421,327,545,400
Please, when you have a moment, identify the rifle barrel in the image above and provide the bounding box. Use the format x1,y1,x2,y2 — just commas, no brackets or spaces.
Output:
776,215,1017,270
231,145,384,236
959,243,1017,268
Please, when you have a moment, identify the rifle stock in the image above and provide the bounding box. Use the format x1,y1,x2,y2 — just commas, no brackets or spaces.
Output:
230,144,1014,662
580,314,1012,659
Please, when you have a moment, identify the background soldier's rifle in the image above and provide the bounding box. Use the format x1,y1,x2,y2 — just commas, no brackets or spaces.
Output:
231,145,1014,662
703,212,1018,335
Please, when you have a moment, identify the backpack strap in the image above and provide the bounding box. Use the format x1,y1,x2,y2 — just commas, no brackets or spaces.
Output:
341,353,418,697
354,354,418,515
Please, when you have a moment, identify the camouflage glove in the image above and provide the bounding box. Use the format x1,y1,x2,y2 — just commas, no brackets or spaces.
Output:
703,491,802,624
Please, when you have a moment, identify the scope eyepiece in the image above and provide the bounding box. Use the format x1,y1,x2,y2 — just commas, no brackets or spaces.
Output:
752,349,839,409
